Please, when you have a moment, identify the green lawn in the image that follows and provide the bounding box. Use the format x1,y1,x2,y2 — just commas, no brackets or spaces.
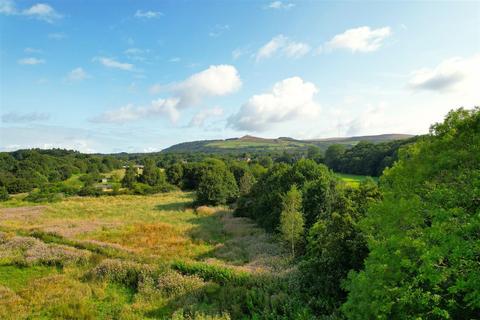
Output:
336,173,378,187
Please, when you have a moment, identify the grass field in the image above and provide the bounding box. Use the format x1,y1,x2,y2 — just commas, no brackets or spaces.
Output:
336,173,378,187
0,192,290,319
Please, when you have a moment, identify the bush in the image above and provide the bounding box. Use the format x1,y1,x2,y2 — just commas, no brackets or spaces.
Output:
77,186,103,197
89,259,158,289
25,191,64,203
0,186,9,201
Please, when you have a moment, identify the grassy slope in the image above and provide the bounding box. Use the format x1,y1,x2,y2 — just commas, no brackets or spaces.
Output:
0,192,288,319
162,134,414,154
336,173,378,187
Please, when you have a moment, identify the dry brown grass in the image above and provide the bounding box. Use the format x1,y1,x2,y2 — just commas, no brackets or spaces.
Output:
0,206,46,222
194,206,218,216
0,232,91,266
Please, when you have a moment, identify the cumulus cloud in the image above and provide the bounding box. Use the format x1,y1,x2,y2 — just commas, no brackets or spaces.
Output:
0,1,63,23
408,55,480,93
325,26,391,53
66,67,89,81
228,77,320,131
189,107,224,127
18,57,45,65
266,1,295,10
91,98,181,124
172,64,242,108
22,3,62,22
2,112,50,123
95,65,241,125
93,57,134,71
0,0,15,14
134,10,162,19
256,35,310,61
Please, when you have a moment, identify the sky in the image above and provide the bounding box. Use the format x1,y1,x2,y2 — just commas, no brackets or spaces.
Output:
0,0,479,153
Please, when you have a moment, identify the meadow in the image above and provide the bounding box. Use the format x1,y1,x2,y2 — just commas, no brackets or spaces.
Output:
0,192,291,319
336,173,378,187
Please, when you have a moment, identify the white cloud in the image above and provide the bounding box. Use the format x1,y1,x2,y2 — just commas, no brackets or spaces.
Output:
228,76,320,131
22,3,62,22
189,107,224,127
93,57,134,71
48,32,67,40
0,0,16,14
267,1,295,10
96,65,241,124
325,26,391,53
149,84,163,95
24,47,42,53
2,111,50,123
172,64,242,108
232,48,246,60
91,98,180,124
408,55,480,94
209,24,230,37
134,10,162,19
284,41,311,58
0,1,62,22
342,104,388,136
66,67,89,81
169,57,181,63
256,35,310,61
18,57,45,65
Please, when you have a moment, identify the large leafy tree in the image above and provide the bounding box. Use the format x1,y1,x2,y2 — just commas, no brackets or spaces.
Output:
195,159,239,205
300,179,380,314
342,108,480,319
122,166,137,189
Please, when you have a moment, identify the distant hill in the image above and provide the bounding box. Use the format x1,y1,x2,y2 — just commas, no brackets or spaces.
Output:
161,134,415,154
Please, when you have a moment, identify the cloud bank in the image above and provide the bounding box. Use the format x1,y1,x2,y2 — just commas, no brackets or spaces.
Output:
228,76,320,131
94,65,241,124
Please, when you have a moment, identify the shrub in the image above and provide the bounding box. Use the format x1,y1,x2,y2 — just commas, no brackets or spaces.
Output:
0,186,9,201
89,259,157,289
172,261,250,286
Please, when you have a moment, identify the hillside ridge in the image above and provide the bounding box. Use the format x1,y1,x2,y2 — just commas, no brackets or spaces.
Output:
162,133,415,154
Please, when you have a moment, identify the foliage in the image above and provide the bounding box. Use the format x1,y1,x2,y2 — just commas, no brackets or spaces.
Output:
236,159,337,232
0,186,9,201
325,138,416,176
195,159,239,205
122,166,137,188
300,179,380,314
278,185,304,257
342,108,480,319
139,159,166,187
166,162,185,186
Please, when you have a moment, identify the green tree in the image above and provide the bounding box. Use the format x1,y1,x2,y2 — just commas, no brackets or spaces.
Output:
140,159,161,186
196,160,239,205
122,166,137,189
0,186,9,201
279,185,304,257
238,172,256,195
166,163,184,186
342,108,480,319
324,144,346,171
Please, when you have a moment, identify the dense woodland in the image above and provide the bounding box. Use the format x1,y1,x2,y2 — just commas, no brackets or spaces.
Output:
0,108,478,319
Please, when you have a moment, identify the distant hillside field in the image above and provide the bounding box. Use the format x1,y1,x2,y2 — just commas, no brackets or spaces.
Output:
162,134,414,154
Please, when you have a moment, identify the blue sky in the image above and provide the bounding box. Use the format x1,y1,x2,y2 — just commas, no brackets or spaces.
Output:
1,0,479,153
